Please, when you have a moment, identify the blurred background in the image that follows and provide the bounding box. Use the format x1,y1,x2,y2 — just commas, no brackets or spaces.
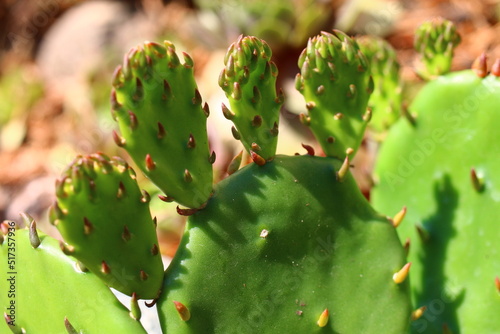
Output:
1,0,500,257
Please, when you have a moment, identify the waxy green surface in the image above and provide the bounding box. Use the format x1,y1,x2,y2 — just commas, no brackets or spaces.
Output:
0,228,147,334
112,41,213,209
372,70,500,333
51,154,163,299
219,35,282,161
159,155,411,333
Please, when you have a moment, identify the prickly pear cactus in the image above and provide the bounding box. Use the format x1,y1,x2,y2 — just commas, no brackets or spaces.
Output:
357,35,402,133
111,41,213,209
295,30,374,158
219,35,282,164
414,18,461,80
0,219,147,333
159,155,411,333
156,33,411,333
49,153,163,299
371,34,500,333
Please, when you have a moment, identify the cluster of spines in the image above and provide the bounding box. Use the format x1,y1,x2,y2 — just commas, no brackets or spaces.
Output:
111,41,213,209
218,35,283,165
414,17,461,79
49,153,163,299
295,30,374,159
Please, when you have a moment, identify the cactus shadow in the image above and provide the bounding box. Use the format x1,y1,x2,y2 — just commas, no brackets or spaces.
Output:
411,174,464,333
192,161,282,247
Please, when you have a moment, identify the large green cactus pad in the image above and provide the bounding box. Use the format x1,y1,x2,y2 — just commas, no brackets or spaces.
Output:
158,155,411,333
50,153,163,299
0,226,146,334
112,41,213,209
372,70,500,333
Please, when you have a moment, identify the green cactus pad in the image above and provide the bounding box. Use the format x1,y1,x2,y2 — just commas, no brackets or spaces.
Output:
49,153,163,299
112,41,213,209
0,224,147,333
295,30,374,158
414,18,461,80
372,70,500,333
357,35,402,133
158,155,411,333
219,35,282,163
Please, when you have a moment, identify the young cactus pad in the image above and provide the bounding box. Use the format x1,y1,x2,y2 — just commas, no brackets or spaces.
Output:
371,64,500,332
49,153,163,299
219,35,282,163
295,30,374,158
0,222,147,333
357,35,402,133
414,18,461,80
111,41,213,209
158,155,411,333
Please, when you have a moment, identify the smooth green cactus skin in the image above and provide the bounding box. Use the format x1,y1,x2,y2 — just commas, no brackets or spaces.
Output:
0,227,147,334
158,155,411,333
296,31,374,158
372,70,500,333
49,153,163,299
414,18,461,80
219,35,282,162
357,35,402,133
111,41,213,209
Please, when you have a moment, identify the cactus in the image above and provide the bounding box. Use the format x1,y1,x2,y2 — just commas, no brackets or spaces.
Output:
2,30,422,333
49,153,163,299
295,30,374,158
219,35,282,163
0,219,147,333
155,34,411,333
158,155,411,333
357,35,403,133
371,21,500,333
111,41,213,209
414,18,461,80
